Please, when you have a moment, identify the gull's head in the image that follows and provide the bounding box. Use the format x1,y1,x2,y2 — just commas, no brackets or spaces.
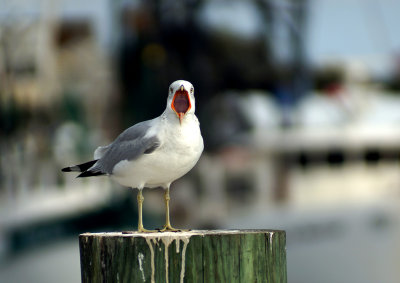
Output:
167,80,195,124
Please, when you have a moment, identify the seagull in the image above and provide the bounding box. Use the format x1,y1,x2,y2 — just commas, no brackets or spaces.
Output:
62,80,204,232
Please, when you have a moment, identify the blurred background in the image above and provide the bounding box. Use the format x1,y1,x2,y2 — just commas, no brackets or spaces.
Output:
1,0,400,282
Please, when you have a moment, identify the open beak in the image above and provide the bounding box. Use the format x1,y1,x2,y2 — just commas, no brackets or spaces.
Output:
171,85,191,125
177,112,185,124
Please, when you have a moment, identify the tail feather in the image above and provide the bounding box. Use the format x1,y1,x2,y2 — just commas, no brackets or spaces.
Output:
62,160,98,173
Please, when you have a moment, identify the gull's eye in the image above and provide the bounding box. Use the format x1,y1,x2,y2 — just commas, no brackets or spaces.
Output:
170,87,173,94
190,87,194,94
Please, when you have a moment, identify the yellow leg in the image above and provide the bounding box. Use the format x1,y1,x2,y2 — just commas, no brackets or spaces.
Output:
137,190,156,233
159,187,182,232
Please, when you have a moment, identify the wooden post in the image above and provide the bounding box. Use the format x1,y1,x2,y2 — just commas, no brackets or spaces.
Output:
79,230,287,283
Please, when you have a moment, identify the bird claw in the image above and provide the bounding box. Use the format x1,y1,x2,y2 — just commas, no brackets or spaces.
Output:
158,225,189,232
137,226,158,233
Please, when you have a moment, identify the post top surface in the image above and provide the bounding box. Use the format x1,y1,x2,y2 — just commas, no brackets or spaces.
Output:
80,229,285,238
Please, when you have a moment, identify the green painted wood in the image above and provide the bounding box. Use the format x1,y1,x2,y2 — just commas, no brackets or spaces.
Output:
79,230,287,283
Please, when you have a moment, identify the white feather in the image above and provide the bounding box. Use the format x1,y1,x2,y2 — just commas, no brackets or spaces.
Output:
94,145,110,159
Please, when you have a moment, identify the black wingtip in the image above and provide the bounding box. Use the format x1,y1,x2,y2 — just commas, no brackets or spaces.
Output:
61,160,98,173
77,171,105,178
61,167,71,172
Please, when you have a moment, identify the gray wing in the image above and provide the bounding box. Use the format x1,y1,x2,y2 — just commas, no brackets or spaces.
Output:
90,120,160,174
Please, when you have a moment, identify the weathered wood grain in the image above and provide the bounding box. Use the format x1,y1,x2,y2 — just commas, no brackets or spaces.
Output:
79,230,286,283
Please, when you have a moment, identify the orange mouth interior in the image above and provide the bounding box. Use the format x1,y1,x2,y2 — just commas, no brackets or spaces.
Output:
171,89,191,116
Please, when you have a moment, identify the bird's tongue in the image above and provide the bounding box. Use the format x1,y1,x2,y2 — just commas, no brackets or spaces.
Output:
173,91,190,114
